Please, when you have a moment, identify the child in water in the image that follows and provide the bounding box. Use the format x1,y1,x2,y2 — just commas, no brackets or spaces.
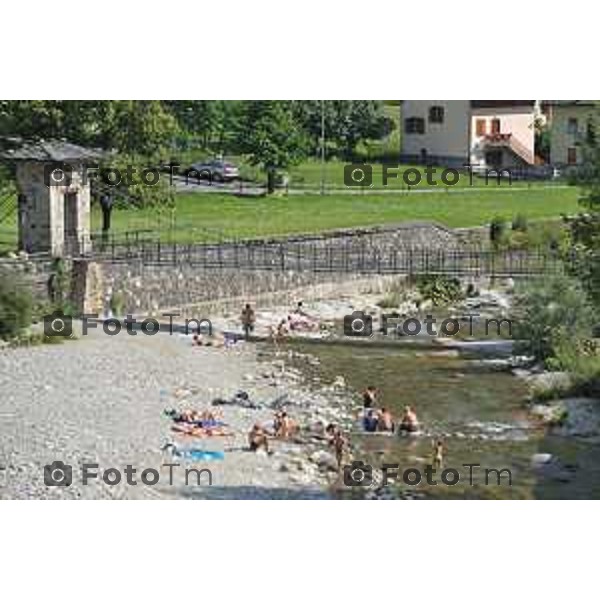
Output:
432,439,444,469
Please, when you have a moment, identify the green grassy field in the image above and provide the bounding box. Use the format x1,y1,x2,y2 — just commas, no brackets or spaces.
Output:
89,186,580,242
0,173,582,250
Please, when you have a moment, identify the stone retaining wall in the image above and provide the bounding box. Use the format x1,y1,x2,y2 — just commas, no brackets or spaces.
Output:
95,261,402,317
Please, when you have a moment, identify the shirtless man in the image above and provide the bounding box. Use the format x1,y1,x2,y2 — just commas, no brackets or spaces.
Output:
378,407,395,433
274,411,296,438
399,405,419,433
241,303,256,341
248,423,270,453
330,429,347,470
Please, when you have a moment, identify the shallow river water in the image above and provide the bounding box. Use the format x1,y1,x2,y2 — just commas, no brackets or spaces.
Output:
289,343,600,499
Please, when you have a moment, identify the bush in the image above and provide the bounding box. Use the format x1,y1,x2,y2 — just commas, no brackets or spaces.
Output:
546,332,600,396
0,269,33,340
490,216,507,248
512,275,596,364
512,214,529,233
109,292,125,316
414,275,463,307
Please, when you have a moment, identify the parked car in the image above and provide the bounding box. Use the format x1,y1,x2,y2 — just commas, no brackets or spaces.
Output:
188,159,240,182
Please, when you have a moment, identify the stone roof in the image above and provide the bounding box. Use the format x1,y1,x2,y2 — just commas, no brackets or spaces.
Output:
0,137,105,162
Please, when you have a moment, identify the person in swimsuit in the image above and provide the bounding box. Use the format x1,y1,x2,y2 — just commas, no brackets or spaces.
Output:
378,407,395,433
363,409,379,433
248,423,270,453
241,303,256,340
330,429,347,470
399,405,419,433
432,439,444,469
362,386,377,409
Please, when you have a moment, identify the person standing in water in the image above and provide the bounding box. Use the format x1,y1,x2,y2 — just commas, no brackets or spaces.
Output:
399,405,419,433
432,439,444,469
362,386,378,409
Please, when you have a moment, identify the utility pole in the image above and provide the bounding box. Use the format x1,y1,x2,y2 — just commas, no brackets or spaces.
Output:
320,100,326,195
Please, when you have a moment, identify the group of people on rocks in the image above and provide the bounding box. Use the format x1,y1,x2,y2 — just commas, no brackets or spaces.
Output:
247,410,300,454
361,386,420,434
240,301,320,347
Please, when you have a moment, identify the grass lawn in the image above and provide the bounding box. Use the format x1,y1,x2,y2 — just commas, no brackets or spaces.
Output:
91,186,581,242
0,180,582,251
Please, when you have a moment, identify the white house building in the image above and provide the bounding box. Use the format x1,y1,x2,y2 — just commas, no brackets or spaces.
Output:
401,100,540,169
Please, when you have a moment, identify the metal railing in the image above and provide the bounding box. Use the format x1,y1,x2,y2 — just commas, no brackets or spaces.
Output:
86,238,565,278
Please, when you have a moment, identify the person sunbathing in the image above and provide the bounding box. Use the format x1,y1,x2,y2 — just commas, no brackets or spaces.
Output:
248,423,270,453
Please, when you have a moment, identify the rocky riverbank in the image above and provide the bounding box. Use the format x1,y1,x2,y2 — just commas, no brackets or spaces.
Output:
0,322,363,499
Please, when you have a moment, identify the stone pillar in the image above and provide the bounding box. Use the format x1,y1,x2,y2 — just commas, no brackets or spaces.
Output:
70,259,104,315
15,161,92,256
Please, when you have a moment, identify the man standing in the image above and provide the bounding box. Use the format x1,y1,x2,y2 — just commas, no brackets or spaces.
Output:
241,303,256,340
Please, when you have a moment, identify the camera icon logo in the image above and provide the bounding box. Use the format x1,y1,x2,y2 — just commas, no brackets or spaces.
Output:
43,461,73,486
344,164,372,187
343,311,373,337
343,460,373,487
43,311,73,337
44,162,73,187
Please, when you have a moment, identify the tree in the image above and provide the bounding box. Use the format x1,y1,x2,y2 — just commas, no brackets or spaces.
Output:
293,101,394,159
0,268,33,339
237,101,307,193
565,103,600,304
512,275,595,364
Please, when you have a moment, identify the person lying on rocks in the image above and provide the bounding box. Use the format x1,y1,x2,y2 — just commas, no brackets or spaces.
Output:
248,423,271,453
192,333,225,348
399,405,420,433
167,408,225,428
377,408,395,433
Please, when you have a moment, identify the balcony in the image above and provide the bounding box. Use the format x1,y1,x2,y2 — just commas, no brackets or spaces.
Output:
480,132,534,165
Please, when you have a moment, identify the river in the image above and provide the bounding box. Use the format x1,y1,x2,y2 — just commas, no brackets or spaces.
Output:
285,343,600,499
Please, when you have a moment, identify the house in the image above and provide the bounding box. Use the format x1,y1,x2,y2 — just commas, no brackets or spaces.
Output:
401,100,540,169
545,101,598,166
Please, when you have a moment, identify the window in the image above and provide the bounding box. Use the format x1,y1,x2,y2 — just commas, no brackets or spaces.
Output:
491,119,501,134
475,119,486,136
567,118,579,135
405,117,425,134
429,106,444,124
567,147,577,165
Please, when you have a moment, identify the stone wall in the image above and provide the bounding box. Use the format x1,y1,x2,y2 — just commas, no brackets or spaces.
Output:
95,261,402,317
